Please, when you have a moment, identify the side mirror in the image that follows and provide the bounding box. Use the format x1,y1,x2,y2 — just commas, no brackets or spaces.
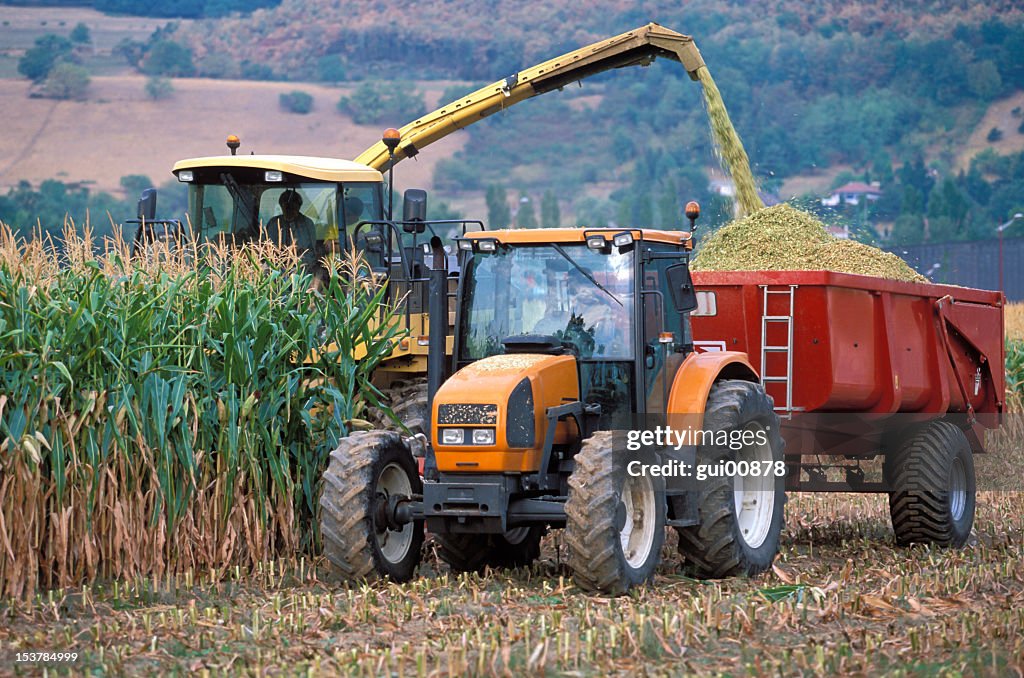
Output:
402,189,427,233
137,188,157,221
666,263,698,313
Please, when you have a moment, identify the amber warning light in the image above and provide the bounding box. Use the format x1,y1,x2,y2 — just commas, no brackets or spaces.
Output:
382,128,401,151
685,201,701,231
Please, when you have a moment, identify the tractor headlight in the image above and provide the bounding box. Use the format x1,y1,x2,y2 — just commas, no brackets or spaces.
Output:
177,170,194,182
472,428,496,445
441,428,465,445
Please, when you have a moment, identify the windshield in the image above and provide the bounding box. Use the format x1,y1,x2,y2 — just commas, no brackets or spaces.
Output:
459,244,635,360
187,180,383,270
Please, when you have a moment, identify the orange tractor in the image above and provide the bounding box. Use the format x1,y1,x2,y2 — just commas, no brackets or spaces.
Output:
319,203,789,593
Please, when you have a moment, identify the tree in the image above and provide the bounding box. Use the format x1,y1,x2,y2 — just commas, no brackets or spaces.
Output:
485,185,510,229
516,193,537,228
966,60,1002,101
142,40,195,77
889,213,925,245
18,34,73,83
120,175,153,199
70,22,91,45
145,76,174,100
336,82,426,125
541,189,560,229
113,38,146,68
43,63,90,100
279,90,313,114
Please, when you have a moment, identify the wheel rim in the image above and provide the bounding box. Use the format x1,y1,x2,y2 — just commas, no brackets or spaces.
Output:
375,461,415,564
619,473,657,569
733,424,776,550
949,456,967,522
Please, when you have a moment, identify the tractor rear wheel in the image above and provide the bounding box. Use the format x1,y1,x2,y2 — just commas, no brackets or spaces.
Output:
434,526,544,572
565,431,666,594
676,380,785,579
884,421,975,547
320,431,424,582
370,378,429,435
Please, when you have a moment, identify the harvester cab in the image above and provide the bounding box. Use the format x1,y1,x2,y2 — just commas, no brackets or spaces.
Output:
320,205,788,594
134,132,478,433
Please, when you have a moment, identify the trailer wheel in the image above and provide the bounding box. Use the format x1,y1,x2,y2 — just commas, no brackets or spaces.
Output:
320,431,424,582
370,378,429,435
565,431,666,594
885,421,975,548
677,380,785,579
434,526,544,572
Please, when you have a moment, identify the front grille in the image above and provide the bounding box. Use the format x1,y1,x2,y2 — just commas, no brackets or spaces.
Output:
438,403,498,425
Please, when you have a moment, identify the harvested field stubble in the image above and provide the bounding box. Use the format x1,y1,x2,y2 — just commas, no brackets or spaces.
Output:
692,204,927,283
2,489,1022,674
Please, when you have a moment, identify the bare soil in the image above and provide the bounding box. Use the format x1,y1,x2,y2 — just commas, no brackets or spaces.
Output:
0,76,467,197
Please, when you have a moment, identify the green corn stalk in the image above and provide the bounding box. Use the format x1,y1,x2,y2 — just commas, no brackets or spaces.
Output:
0,225,403,598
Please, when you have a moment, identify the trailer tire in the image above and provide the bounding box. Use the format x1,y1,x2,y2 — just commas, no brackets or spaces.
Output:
676,380,785,579
885,421,975,548
565,431,666,594
370,378,429,435
320,431,424,582
434,527,544,572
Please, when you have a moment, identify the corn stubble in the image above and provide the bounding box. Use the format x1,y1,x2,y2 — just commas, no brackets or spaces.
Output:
0,221,403,600
692,204,927,283
2,488,1022,674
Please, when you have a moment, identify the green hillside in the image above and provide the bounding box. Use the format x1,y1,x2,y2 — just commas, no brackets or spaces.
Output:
2,0,1024,244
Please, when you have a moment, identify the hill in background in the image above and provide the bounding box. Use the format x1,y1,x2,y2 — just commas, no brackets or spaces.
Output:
1,1,1023,245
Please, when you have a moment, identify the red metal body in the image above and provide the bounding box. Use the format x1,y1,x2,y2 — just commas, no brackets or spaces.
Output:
689,271,1004,468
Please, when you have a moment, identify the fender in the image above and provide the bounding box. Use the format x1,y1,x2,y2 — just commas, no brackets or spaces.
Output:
666,351,759,429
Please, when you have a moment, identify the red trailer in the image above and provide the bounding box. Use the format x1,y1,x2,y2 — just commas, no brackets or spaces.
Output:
690,270,1004,545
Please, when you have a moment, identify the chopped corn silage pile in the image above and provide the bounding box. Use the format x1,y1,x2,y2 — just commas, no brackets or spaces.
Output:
691,204,927,283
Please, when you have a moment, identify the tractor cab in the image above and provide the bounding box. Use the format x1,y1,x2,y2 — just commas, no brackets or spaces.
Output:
451,228,699,429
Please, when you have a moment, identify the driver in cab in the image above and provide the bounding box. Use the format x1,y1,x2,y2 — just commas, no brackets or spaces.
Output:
266,189,317,274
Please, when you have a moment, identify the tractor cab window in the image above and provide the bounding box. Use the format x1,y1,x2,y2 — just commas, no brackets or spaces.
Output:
459,243,635,361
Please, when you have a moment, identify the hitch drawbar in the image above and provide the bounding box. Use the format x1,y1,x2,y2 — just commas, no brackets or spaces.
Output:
379,484,567,533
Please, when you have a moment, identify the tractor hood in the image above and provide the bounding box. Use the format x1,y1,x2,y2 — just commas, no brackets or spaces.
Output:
432,353,580,473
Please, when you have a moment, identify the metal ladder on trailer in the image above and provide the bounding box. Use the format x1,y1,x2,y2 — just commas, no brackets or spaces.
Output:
760,285,798,417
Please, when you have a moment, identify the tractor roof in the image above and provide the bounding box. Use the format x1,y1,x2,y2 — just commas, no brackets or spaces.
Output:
172,155,383,183
464,228,694,249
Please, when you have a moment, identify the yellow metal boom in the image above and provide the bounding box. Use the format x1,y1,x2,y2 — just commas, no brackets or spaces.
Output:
354,23,704,171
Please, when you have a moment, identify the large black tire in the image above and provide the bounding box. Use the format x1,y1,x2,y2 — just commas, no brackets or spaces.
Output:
677,380,786,579
434,526,545,572
320,431,424,582
884,420,975,547
370,378,429,435
565,431,666,594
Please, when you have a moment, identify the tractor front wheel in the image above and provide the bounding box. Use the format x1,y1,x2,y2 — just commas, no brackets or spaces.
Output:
320,431,424,582
565,431,666,594
676,380,786,579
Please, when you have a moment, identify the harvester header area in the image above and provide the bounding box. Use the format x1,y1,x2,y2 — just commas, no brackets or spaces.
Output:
355,23,705,171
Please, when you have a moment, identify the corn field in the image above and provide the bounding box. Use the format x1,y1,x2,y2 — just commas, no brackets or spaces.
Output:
0,224,402,600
